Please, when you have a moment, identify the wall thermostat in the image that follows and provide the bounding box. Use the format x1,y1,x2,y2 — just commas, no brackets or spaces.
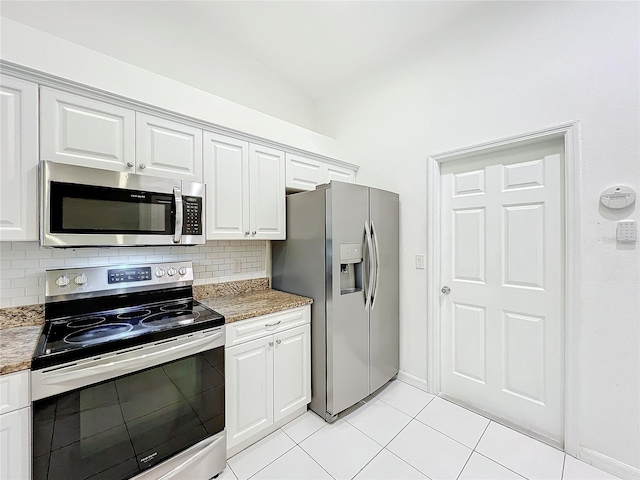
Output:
600,186,636,209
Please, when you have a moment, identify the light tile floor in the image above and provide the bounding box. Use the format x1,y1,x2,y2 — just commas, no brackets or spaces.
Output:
220,379,620,480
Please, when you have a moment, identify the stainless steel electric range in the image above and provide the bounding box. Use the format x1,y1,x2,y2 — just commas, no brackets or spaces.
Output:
31,261,226,480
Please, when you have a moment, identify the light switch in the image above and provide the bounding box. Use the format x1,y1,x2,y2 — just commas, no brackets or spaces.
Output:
416,254,426,269
616,221,637,243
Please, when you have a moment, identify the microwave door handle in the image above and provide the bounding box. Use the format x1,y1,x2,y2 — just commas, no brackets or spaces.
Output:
173,187,183,243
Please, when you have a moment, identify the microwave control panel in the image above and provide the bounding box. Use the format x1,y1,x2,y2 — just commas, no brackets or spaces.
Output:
183,196,203,235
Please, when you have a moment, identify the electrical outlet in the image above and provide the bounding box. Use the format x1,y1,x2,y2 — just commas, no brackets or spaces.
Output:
416,254,426,270
233,259,242,274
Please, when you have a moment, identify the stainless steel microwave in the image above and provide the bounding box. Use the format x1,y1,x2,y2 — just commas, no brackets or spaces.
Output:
41,161,206,247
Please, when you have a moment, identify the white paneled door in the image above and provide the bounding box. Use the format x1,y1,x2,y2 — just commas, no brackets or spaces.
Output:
440,141,564,444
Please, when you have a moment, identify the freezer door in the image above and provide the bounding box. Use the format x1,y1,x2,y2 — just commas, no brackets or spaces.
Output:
369,187,400,392
326,182,370,415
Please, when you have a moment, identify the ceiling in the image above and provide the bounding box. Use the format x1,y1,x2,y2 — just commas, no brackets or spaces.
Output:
0,1,482,130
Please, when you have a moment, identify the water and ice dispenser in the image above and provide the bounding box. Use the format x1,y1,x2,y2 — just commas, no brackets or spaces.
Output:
339,243,363,294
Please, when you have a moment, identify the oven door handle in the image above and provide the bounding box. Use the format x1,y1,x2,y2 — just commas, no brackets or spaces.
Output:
37,330,223,390
173,186,183,244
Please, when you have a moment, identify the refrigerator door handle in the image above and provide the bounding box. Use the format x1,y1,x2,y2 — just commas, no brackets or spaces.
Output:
364,220,375,311
371,221,380,309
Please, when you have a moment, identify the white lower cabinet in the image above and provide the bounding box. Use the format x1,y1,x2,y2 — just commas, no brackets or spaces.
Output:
0,370,31,480
0,407,30,480
225,307,311,454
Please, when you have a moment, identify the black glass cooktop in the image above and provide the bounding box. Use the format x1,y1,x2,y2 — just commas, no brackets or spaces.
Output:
32,287,224,370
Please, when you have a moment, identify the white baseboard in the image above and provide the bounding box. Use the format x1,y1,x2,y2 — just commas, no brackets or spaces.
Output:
396,370,430,392
578,447,640,480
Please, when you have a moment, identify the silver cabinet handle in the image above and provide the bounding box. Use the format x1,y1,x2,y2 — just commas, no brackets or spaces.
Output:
173,187,183,244
276,339,281,345
269,341,274,347
441,286,451,295
244,231,250,236
139,163,146,170
252,231,257,236
265,320,281,328
126,162,134,168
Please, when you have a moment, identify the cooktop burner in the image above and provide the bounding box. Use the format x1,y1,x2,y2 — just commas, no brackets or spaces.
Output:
64,323,134,344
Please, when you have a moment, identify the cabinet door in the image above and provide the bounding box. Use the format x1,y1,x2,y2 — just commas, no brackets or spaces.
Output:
0,407,30,480
40,87,135,171
273,324,311,422
324,163,356,184
204,133,250,240
285,153,324,191
249,144,285,240
0,76,38,241
136,113,203,181
226,335,274,449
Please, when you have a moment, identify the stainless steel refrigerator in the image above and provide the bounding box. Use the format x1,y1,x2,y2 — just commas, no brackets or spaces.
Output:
272,181,399,422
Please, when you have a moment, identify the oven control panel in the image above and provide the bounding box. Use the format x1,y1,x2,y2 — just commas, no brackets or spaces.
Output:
45,261,194,299
108,267,152,284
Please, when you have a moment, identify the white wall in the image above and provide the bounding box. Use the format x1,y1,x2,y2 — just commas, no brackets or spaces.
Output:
0,17,341,160
316,1,639,473
0,2,317,131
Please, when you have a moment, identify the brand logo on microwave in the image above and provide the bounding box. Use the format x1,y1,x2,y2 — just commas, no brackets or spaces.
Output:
130,194,147,199
141,452,158,463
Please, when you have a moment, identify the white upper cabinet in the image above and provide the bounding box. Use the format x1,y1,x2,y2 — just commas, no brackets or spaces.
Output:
40,87,135,171
250,144,285,240
0,76,39,241
325,163,356,184
285,153,357,191
203,133,250,239
205,133,285,240
136,113,203,182
285,153,324,191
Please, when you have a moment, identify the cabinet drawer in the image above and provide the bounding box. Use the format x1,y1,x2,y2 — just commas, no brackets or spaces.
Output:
226,306,310,347
0,370,29,414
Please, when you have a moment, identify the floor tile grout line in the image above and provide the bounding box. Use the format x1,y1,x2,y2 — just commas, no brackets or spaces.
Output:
472,450,530,479
455,449,474,480
471,421,491,451
346,444,385,480
227,461,240,480
240,432,297,480
295,442,338,480
413,417,478,452
381,446,435,479
342,407,412,449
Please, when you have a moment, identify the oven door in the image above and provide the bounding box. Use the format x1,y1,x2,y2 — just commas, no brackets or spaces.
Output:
32,328,225,480
41,161,191,247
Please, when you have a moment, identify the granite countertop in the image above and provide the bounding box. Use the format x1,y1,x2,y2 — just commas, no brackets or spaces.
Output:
0,305,45,375
198,289,313,324
0,278,311,374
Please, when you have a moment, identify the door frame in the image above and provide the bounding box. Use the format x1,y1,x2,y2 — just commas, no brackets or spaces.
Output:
425,121,581,456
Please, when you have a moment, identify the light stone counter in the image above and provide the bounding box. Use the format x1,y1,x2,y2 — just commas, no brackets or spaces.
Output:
0,305,44,375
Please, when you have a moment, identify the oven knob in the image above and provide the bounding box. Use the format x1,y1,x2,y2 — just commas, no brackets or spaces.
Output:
155,269,165,278
74,274,88,286
167,267,176,276
55,275,70,287
178,267,187,276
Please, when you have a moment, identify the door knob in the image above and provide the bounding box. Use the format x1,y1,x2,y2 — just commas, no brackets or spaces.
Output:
126,162,134,168
441,286,451,295
139,163,146,170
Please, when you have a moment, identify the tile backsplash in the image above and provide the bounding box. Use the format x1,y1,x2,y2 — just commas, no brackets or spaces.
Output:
0,240,266,308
